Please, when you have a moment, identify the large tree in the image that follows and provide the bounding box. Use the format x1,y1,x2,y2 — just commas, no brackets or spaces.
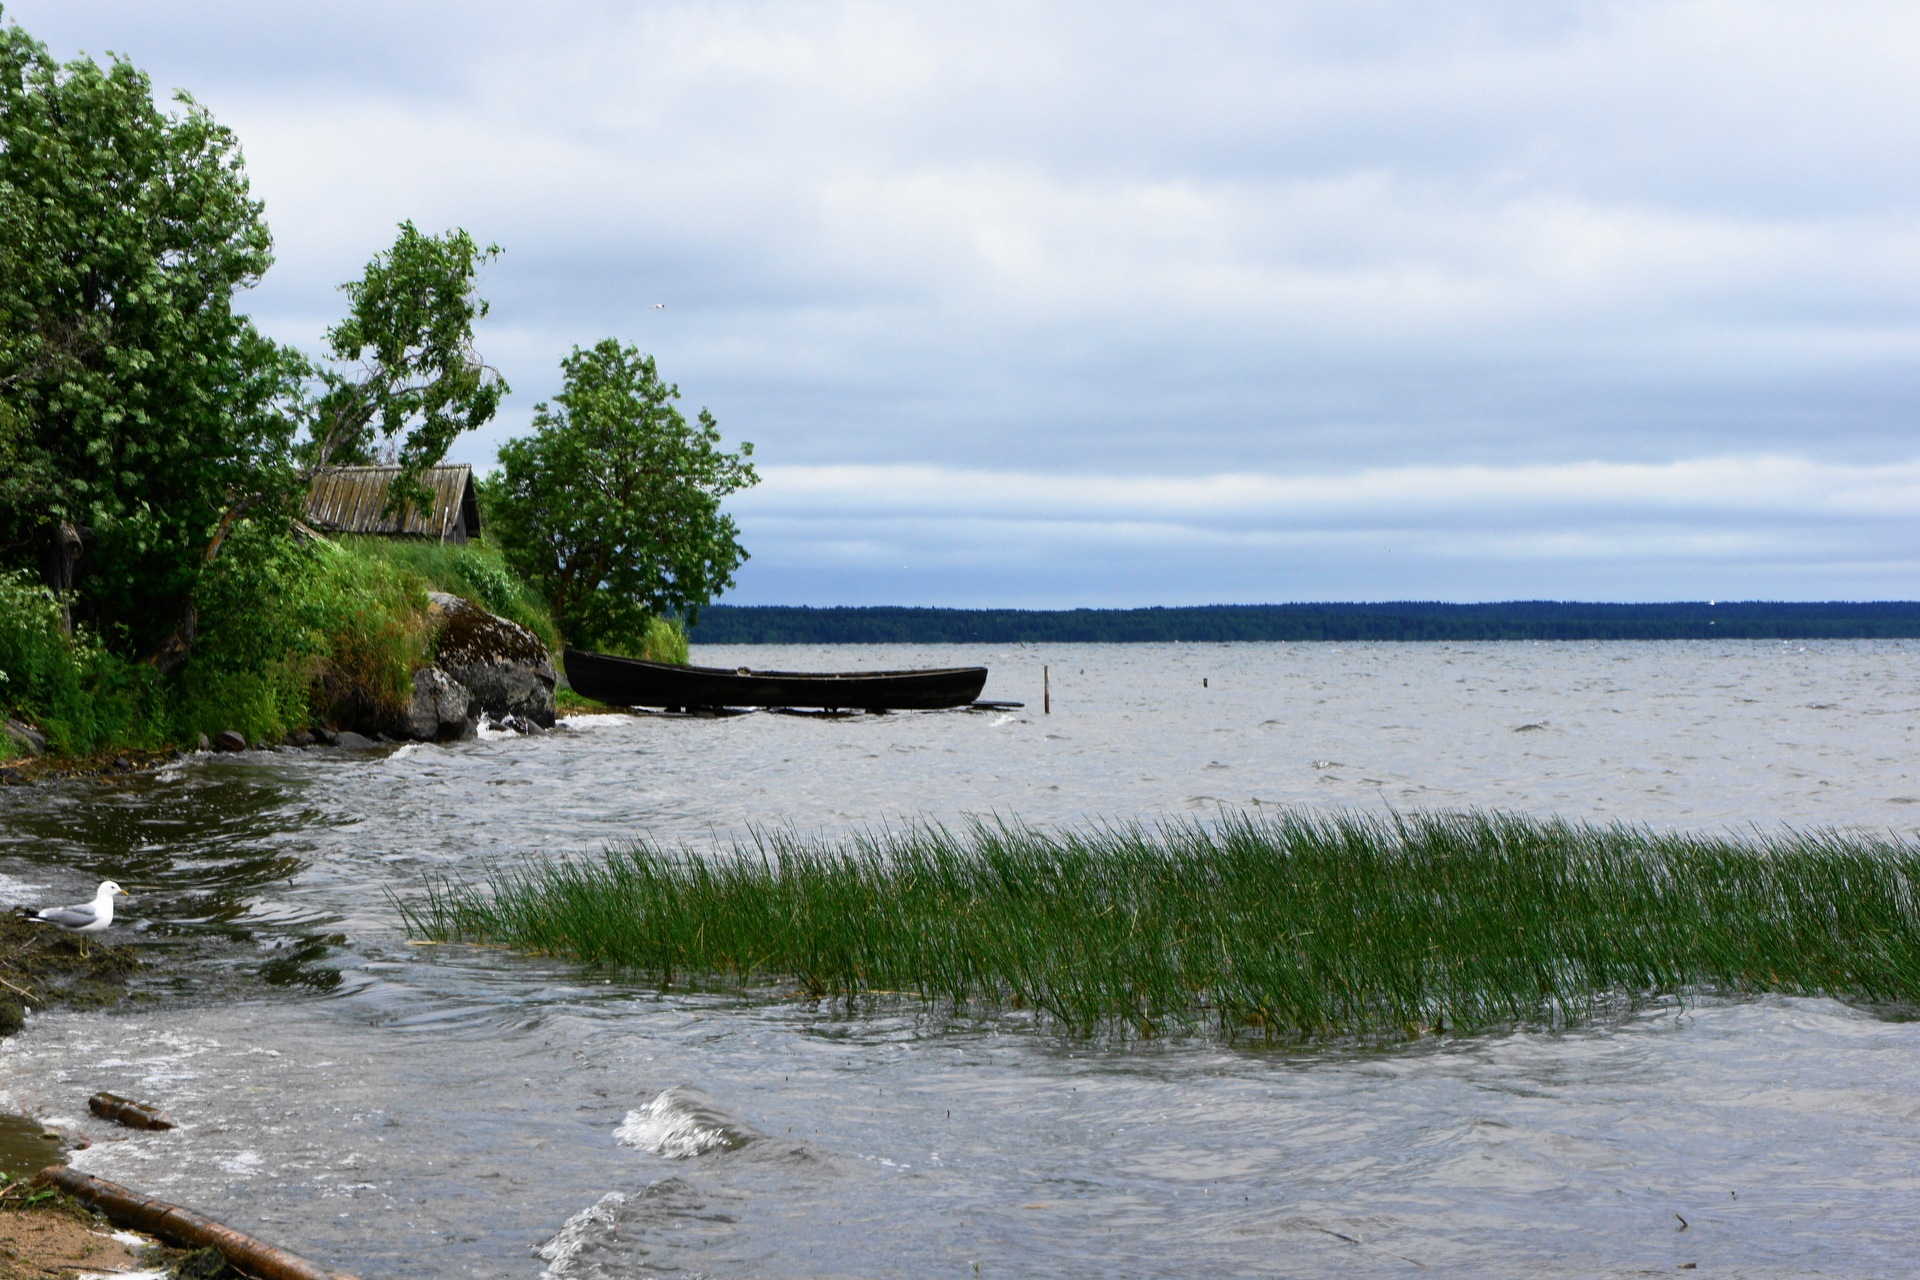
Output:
0,9,510,662
489,340,757,650
304,221,509,515
0,13,305,647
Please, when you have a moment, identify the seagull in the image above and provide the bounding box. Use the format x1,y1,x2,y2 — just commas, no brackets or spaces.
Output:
27,880,130,936
651,302,666,309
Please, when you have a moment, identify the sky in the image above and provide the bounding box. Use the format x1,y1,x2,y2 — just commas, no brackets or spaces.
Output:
9,0,1920,606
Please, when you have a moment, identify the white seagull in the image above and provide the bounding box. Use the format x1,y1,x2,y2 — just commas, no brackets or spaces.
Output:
28,880,131,935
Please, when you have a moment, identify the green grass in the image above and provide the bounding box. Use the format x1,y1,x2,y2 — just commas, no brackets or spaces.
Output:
399,809,1920,1041
336,536,560,653
0,528,582,755
0,525,439,752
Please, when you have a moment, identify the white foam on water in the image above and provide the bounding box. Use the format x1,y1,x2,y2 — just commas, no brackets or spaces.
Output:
614,1087,749,1159
217,1149,263,1176
554,713,633,733
536,1191,627,1277
0,871,47,906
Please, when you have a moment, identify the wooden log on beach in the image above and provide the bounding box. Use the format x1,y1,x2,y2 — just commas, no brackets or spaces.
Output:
32,1165,363,1280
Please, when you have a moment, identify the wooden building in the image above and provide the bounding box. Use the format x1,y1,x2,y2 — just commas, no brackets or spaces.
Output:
302,464,482,543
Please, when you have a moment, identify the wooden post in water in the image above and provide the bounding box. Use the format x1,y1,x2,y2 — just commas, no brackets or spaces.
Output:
1043,665,1051,715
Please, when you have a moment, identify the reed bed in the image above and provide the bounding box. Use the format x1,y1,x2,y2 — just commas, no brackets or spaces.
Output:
398,810,1920,1040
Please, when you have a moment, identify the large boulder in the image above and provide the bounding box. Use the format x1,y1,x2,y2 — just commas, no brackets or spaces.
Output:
428,593,557,729
403,667,479,742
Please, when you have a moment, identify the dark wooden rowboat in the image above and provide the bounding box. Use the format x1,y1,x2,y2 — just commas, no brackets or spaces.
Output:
563,647,989,711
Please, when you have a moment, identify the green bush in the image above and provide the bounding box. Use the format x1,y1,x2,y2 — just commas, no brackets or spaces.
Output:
0,570,83,728
169,523,431,742
590,615,689,665
0,570,164,753
0,526,439,752
0,521,576,755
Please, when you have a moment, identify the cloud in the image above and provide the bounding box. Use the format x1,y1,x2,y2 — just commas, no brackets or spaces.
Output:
10,0,1920,600
747,455,1920,521
728,454,1920,603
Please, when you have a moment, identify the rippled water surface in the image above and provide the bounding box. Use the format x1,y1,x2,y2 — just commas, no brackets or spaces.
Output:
4,640,1920,1278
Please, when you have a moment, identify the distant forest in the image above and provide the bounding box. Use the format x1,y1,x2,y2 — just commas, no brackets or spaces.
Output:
690,602,1920,644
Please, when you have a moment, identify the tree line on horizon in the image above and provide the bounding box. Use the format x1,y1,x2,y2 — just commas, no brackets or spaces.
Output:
688,601,1920,644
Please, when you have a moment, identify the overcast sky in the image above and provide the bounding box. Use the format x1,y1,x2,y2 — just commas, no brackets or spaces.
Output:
11,1,1920,605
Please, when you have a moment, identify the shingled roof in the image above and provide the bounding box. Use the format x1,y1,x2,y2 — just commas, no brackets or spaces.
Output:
303,464,482,543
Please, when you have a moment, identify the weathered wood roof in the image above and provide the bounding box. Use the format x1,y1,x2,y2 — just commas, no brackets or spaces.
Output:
303,465,481,542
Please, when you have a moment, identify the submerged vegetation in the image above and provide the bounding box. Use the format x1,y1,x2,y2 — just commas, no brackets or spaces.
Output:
401,809,1920,1042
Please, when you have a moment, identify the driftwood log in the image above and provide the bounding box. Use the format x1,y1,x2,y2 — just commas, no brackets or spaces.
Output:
87,1091,176,1130
32,1166,363,1280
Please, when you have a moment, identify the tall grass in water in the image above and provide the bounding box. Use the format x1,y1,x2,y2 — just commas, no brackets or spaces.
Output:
401,810,1920,1040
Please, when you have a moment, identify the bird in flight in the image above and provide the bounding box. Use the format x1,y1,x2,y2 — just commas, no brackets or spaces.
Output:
651,302,666,309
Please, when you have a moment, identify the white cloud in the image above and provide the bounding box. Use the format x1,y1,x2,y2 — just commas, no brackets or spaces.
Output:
745,456,1920,521
10,0,1920,599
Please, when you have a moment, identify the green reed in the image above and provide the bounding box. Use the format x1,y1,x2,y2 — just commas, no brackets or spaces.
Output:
397,810,1920,1040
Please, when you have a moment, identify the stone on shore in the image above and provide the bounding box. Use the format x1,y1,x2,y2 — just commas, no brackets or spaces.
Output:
428,592,557,729
2,719,45,756
211,730,246,753
402,667,479,742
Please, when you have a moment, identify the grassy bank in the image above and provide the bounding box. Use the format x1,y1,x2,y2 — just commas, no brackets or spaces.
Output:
0,529,566,758
0,525,692,762
339,535,559,653
399,809,1920,1041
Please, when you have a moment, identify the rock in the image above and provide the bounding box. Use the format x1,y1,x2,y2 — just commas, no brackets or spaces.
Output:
0,767,26,785
112,756,134,772
2,719,45,756
285,729,313,747
332,730,377,749
428,593,557,728
196,732,211,752
212,730,246,753
0,997,22,1036
312,727,340,746
402,667,479,742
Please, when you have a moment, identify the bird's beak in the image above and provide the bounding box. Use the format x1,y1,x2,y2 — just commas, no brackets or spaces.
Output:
117,889,132,900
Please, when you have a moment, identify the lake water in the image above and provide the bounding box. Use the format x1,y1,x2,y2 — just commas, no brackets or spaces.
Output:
4,640,1920,1278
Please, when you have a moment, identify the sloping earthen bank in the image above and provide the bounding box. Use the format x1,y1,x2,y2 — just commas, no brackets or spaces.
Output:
0,913,137,1038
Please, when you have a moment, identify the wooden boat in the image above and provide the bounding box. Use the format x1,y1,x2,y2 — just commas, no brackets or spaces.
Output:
563,647,990,711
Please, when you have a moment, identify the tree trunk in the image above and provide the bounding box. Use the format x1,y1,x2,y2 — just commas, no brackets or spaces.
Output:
39,520,87,636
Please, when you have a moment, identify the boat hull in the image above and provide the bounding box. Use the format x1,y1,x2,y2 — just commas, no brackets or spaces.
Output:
563,647,989,710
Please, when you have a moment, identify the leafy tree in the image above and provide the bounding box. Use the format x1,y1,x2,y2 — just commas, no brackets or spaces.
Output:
489,340,757,651
0,13,307,649
304,222,509,515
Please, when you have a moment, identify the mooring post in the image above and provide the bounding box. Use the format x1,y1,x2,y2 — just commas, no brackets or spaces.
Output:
1043,665,1051,715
